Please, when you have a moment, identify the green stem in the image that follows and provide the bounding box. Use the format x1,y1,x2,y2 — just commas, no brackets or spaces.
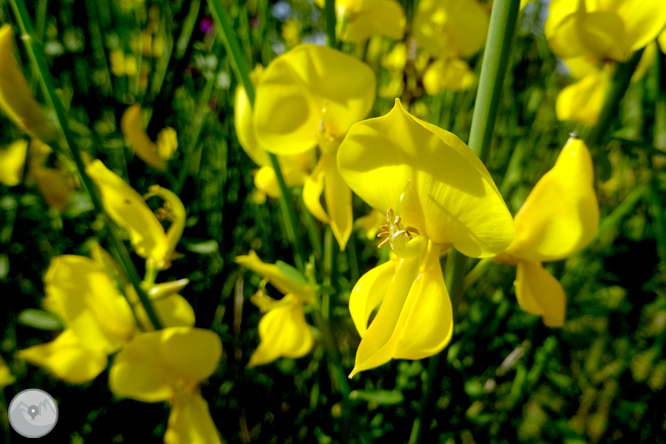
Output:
463,257,494,291
409,2,520,443
208,0,306,272
585,49,644,148
324,0,337,48
9,0,163,330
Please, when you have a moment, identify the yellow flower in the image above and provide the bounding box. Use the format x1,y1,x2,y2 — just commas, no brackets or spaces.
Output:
253,44,376,249
0,355,15,388
122,104,177,171
335,0,406,43
0,25,57,143
234,65,312,200
235,251,314,367
86,160,185,269
0,139,28,186
110,49,138,76
556,60,609,127
545,0,666,62
109,327,222,444
423,56,475,95
496,136,599,327
338,100,514,376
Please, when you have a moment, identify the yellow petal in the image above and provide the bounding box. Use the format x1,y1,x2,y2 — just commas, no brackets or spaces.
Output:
413,0,489,58
349,259,396,337
631,41,657,82
254,166,281,199
515,260,566,327
323,152,353,250
0,355,15,388
136,293,196,330
159,327,222,383
0,139,27,186
339,0,406,43
45,255,136,354
0,25,57,143
33,167,72,213
234,84,270,167
248,294,314,367
607,0,666,54
156,127,179,161
254,44,375,155
17,329,108,384
122,104,167,170
235,250,312,301
507,137,599,262
556,68,608,127
165,390,221,444
338,99,514,258
659,28,666,54
303,156,330,223
86,160,169,266
423,57,474,95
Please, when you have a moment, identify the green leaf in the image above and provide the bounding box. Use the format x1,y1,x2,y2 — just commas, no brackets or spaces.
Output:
276,260,308,285
349,389,404,405
182,238,219,254
18,309,62,330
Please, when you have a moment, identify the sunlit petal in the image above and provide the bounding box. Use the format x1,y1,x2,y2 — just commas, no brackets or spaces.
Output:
515,260,566,327
349,259,396,337
160,327,222,383
556,68,608,127
303,156,330,223
0,139,27,187
165,390,221,444
323,152,353,249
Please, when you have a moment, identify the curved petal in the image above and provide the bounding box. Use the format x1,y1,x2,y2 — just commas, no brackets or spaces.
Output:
338,99,514,258
515,261,566,327
423,58,474,95
303,156,330,223
248,295,314,367
556,68,608,127
140,294,196,330
86,160,169,265
109,331,177,402
254,166,282,199
340,0,406,42
0,25,57,143
324,152,353,250
608,0,666,54
235,250,312,301
234,85,270,167
45,255,135,353
349,259,397,337
507,137,599,262
159,327,222,383
17,329,108,384
121,105,167,171
254,45,375,155
165,390,221,444
0,139,27,186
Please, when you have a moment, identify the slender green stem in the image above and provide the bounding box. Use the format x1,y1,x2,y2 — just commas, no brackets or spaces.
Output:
585,49,644,148
324,0,337,48
409,2,520,443
9,0,163,330
463,257,494,291
208,0,306,272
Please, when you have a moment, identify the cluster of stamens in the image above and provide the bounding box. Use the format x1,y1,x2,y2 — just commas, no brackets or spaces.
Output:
377,208,419,249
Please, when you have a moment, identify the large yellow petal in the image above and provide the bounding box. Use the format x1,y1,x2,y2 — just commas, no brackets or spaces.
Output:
165,390,221,444
507,137,599,262
423,57,474,95
121,104,167,171
514,260,566,327
0,25,57,143
45,255,135,354
86,160,169,265
254,44,375,155
338,99,514,258
248,294,314,367
556,68,608,127
413,0,489,58
0,139,27,186
17,329,108,384
323,152,353,250
339,0,405,43
235,250,312,301
349,259,397,337
604,0,666,54
159,327,222,383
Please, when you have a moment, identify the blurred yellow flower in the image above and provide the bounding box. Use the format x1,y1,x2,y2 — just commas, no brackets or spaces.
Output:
336,0,405,43
235,251,314,367
254,44,375,249
122,104,177,171
110,49,138,76
556,62,609,127
423,56,475,95
110,327,222,444
0,355,15,388
0,25,57,143
0,139,28,187
338,100,514,376
545,0,666,62
234,65,312,201
86,160,185,270
496,136,599,327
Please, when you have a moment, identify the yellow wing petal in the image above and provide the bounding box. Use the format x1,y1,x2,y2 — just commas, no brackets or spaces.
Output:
323,152,353,250
303,156,330,223
17,329,108,384
507,137,599,262
338,99,514,257
159,327,222,383
349,259,397,337
121,104,167,171
556,68,608,127
515,260,566,327
165,390,222,444
234,85,270,167
0,25,57,143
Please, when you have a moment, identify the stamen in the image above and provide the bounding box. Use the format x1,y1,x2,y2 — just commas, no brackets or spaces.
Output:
376,207,422,254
